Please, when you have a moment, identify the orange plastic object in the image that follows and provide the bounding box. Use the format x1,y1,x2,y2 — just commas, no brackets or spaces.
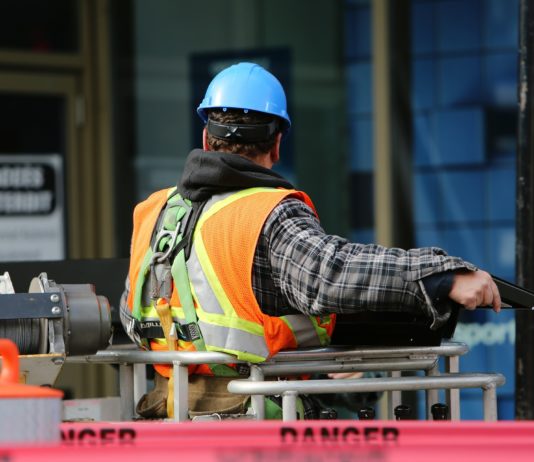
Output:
0,339,63,399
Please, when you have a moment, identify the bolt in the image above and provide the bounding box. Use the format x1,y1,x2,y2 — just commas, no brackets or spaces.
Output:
50,294,60,303
51,306,62,315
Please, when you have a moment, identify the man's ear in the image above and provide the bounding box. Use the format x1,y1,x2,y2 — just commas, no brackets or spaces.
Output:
202,127,209,150
270,133,282,165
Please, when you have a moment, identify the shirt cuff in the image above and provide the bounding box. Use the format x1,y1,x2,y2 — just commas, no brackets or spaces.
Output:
422,270,455,305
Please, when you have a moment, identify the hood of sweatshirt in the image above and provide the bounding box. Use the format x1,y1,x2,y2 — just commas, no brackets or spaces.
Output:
178,149,294,202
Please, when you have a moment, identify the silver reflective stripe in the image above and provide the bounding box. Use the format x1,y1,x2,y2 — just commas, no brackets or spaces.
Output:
187,245,225,315
282,315,322,347
198,320,270,359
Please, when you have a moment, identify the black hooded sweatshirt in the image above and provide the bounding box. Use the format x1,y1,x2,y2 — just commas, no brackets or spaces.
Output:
178,149,293,201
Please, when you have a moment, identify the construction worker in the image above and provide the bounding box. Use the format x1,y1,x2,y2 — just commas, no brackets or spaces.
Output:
119,62,501,419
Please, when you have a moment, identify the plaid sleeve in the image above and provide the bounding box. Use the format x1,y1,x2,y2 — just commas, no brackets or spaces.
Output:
263,198,476,327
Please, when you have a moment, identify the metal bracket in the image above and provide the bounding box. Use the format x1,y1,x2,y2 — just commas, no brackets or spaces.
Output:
0,293,65,320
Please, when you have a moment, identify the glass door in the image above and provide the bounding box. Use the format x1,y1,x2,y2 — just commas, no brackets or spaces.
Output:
0,72,79,260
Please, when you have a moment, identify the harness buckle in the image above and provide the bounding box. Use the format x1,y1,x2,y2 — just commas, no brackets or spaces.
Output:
182,322,202,342
153,225,182,263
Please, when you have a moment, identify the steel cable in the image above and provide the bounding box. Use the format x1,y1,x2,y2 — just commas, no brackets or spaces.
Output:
0,319,41,354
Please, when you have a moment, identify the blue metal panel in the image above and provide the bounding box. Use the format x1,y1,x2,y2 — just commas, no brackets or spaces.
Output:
413,114,436,166
416,109,485,167
412,1,436,55
349,116,373,172
436,0,482,52
488,225,516,279
440,227,488,268
413,58,436,111
440,169,485,222
484,52,517,107
487,164,516,221
415,226,440,248
438,56,482,106
417,226,488,268
344,6,371,59
483,0,519,50
434,108,485,166
347,62,373,115
414,172,442,225
416,225,488,268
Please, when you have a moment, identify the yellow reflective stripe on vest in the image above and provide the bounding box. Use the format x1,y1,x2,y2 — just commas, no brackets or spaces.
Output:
195,187,281,228
281,315,324,348
140,305,185,320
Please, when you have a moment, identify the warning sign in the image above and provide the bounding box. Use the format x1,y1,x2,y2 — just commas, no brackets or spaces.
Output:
0,154,65,261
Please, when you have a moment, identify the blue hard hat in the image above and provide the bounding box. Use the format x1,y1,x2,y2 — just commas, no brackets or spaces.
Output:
197,62,291,134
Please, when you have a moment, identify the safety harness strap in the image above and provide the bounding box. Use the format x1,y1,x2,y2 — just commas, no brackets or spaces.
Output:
147,191,238,377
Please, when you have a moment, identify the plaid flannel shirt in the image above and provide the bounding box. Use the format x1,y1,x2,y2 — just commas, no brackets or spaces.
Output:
252,198,475,327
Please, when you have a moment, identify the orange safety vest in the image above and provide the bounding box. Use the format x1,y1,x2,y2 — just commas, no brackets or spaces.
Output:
127,187,336,377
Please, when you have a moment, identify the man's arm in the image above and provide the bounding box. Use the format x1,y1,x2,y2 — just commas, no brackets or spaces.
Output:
263,198,499,327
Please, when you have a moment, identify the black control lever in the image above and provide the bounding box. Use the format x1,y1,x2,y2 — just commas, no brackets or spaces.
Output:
490,276,534,310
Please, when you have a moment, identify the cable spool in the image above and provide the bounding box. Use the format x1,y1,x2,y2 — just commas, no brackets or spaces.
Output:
0,339,63,443
0,319,41,354
0,273,112,356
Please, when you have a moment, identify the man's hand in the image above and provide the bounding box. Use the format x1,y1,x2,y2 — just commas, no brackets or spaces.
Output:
449,270,501,312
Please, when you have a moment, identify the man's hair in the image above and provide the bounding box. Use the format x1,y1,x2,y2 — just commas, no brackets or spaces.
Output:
205,109,281,160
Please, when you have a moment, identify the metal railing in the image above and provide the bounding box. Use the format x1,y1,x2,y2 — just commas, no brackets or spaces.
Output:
67,341,504,422
250,342,469,420
228,373,505,422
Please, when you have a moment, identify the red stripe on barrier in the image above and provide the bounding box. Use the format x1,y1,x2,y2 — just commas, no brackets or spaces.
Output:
56,420,534,447
1,421,534,461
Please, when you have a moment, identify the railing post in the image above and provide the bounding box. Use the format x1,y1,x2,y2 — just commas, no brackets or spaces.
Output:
249,365,265,420
173,361,189,422
387,371,402,419
445,355,461,420
133,363,147,417
119,363,134,421
483,385,498,422
425,362,440,420
282,391,298,421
